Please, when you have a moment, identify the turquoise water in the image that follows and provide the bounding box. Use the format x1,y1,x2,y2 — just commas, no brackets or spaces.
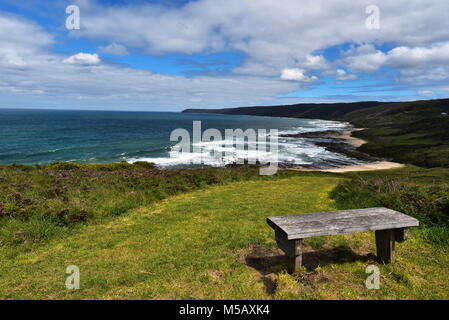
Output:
0,109,357,167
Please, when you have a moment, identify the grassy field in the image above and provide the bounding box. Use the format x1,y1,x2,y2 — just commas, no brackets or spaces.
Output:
0,165,448,299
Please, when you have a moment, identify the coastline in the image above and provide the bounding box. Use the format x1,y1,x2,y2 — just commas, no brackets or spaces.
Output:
337,128,367,148
0,108,405,172
288,160,405,173
284,127,405,173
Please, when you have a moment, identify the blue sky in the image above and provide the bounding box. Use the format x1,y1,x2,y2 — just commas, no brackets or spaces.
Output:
0,0,448,111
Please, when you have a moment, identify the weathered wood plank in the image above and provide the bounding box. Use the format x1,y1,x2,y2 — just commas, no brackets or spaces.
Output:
375,229,395,263
267,207,419,240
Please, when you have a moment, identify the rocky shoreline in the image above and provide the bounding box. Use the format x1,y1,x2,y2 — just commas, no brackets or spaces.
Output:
280,129,378,162
279,128,405,172
222,127,404,172
225,128,379,170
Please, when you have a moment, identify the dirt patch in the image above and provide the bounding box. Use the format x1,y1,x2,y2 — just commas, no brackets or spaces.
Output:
262,273,278,295
243,245,287,275
238,245,286,295
240,242,377,296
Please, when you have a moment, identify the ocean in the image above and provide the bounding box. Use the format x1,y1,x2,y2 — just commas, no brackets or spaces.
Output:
0,109,361,168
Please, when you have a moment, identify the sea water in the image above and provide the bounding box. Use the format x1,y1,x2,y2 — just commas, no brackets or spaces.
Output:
0,109,358,168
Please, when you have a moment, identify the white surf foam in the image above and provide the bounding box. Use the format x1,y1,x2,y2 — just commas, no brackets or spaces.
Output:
126,119,358,168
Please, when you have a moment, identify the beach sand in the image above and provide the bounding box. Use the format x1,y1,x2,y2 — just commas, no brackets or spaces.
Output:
288,128,405,173
317,161,405,173
337,128,367,148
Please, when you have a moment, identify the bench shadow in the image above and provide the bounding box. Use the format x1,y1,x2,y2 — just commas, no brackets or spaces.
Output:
245,245,376,274
244,245,377,295
302,246,377,271
245,252,286,276
243,246,285,295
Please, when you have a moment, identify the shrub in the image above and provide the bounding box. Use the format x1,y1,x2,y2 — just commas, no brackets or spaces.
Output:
55,208,90,226
0,217,65,246
330,175,449,247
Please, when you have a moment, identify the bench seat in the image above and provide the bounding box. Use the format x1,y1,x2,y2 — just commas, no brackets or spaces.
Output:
267,207,419,272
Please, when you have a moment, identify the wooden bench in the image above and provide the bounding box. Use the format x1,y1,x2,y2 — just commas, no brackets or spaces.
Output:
267,207,419,273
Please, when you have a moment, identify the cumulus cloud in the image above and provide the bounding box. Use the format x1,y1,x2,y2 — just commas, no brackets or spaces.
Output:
0,12,53,70
387,42,449,68
346,51,387,73
335,69,357,81
342,44,387,73
0,12,304,110
1,60,302,109
301,55,329,70
342,41,449,82
344,42,449,72
63,53,101,65
72,0,449,78
2,1,449,109
0,52,27,69
280,68,318,82
98,43,129,56
0,12,53,52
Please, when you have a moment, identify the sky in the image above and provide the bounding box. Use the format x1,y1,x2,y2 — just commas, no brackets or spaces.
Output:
0,0,449,111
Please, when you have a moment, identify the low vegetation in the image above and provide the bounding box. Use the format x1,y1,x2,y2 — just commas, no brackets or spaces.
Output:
0,162,265,247
0,164,448,299
331,167,449,247
346,99,449,167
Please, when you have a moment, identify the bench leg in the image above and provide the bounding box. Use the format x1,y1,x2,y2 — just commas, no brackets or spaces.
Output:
394,227,409,243
288,241,303,274
274,228,303,273
375,229,395,263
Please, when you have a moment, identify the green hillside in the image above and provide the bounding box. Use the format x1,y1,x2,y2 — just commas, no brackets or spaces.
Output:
183,101,383,119
342,99,449,167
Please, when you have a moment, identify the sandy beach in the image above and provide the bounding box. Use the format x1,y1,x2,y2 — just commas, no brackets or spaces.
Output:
317,161,405,172
288,128,405,173
337,128,367,148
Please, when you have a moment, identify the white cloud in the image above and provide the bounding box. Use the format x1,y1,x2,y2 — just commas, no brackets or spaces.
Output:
72,0,449,78
280,68,317,82
342,41,449,82
0,11,304,110
302,55,328,70
98,43,129,56
343,45,387,73
387,42,449,68
0,12,53,52
2,1,449,109
63,53,101,65
335,69,357,81
418,90,435,97
0,12,53,70
0,52,27,69
347,51,387,73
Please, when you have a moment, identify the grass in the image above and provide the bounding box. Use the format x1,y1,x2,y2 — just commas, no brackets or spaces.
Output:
331,166,449,247
0,162,266,247
0,166,448,299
